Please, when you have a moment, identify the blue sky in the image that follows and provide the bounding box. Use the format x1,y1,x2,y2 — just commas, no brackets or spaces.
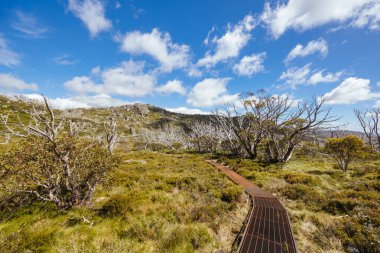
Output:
0,0,380,129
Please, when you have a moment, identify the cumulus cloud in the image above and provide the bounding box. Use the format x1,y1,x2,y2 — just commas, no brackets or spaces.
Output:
101,61,155,97
261,0,380,39
187,78,239,107
119,28,190,72
308,70,342,85
0,73,38,91
279,64,342,88
68,0,112,37
64,76,102,94
11,11,49,38
0,35,21,67
22,93,130,109
64,60,156,97
165,107,209,115
322,77,380,104
156,79,186,95
279,64,311,88
197,15,256,68
233,52,266,76
285,38,328,64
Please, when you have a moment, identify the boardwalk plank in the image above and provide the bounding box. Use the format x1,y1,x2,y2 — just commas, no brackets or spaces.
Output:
206,160,297,253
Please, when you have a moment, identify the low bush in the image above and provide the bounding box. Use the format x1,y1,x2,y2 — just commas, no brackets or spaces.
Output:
284,173,318,185
221,186,243,203
280,185,322,207
322,198,358,214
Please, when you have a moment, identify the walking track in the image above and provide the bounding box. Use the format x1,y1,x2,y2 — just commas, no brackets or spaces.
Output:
206,160,297,253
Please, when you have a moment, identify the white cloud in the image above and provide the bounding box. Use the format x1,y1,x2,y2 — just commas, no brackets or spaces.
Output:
64,60,156,97
322,77,380,104
156,79,186,95
119,28,190,72
0,73,38,91
233,52,266,76
64,76,102,94
285,38,328,64
187,65,202,77
187,78,239,107
0,35,21,67
22,93,130,109
351,1,380,30
53,55,77,65
261,0,380,39
165,107,209,115
197,15,256,68
279,64,342,88
11,11,49,38
68,0,112,37
101,61,155,97
308,70,342,85
203,26,216,45
91,66,101,75
279,64,312,88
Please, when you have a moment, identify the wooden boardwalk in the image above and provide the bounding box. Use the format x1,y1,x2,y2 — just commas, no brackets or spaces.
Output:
206,160,297,253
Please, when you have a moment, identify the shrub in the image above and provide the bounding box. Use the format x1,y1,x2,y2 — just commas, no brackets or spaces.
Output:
280,185,322,207
322,198,358,214
324,135,365,172
284,173,317,185
221,186,243,203
98,194,131,217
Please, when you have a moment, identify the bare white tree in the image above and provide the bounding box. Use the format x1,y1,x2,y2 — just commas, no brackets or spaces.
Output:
189,121,225,153
102,117,121,153
138,124,190,150
355,109,380,151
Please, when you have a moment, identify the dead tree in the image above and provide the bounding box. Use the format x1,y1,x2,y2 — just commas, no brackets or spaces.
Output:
354,109,380,151
138,124,190,150
102,117,121,153
189,121,224,153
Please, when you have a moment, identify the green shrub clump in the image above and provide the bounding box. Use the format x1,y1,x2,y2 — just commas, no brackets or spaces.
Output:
221,186,243,203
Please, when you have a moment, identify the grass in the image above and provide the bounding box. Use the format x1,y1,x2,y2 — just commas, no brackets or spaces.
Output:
214,152,380,253
0,149,249,253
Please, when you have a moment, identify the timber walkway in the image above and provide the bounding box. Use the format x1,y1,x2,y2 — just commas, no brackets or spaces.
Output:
206,160,297,253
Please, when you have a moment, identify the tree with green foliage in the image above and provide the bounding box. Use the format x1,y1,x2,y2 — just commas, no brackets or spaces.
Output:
324,135,365,172
216,91,336,163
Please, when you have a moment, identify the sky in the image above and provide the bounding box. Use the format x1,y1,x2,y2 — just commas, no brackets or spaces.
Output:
0,0,380,130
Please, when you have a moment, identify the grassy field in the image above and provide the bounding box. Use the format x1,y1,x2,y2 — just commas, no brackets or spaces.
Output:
215,152,380,253
0,149,249,253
